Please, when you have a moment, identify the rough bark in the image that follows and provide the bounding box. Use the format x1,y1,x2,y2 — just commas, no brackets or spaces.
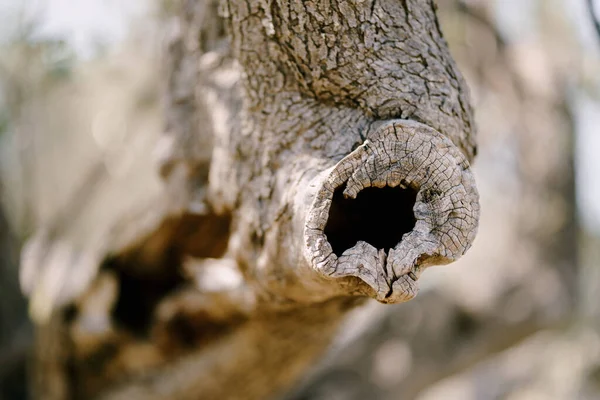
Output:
22,0,480,399
206,0,479,306
287,2,579,398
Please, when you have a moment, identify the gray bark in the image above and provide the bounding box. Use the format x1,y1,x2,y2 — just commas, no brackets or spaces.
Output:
22,0,480,398
288,2,579,398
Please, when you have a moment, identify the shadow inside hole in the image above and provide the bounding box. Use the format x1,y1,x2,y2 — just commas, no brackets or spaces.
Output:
324,184,417,257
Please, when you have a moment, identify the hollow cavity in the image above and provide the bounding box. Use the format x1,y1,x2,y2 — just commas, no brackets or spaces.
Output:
324,184,418,257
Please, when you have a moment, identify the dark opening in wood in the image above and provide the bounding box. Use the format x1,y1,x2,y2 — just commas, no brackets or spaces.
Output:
110,262,184,336
324,184,417,257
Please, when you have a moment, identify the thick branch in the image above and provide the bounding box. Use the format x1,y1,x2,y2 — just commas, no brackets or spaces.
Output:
214,0,480,306
303,120,478,303
23,0,481,398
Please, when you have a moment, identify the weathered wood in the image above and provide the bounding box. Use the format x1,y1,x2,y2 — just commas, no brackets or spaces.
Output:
22,0,480,398
287,2,580,398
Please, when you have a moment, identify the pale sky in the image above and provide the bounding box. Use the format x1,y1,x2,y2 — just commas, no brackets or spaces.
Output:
0,0,150,58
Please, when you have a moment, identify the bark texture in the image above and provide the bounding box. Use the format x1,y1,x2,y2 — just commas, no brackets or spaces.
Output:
208,0,479,306
21,0,480,399
287,1,580,398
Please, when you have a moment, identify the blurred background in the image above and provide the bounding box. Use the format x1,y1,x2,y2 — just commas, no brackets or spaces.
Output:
0,0,599,399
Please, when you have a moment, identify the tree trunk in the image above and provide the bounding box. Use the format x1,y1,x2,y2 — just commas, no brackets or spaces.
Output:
286,1,579,398
22,1,480,399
